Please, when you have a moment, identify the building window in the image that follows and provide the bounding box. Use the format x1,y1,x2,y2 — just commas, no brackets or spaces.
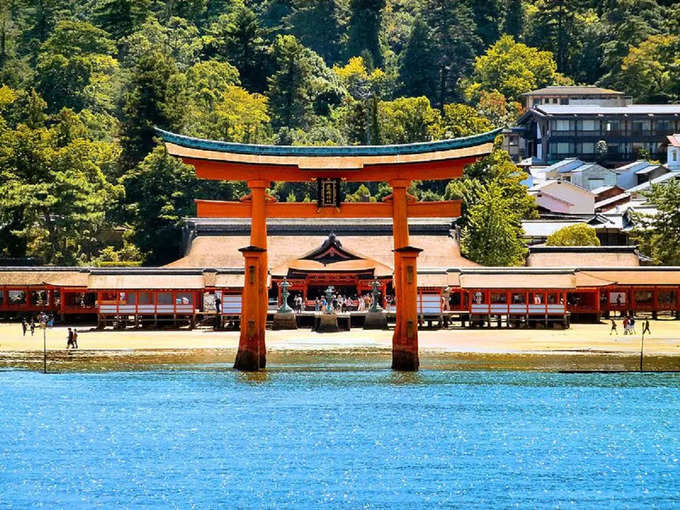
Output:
656,120,670,133
606,120,620,133
581,142,595,154
631,120,650,135
560,98,569,105
554,120,570,131
581,119,598,131
552,142,572,154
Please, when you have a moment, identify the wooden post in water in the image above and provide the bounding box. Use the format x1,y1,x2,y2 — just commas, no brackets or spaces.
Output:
392,246,422,371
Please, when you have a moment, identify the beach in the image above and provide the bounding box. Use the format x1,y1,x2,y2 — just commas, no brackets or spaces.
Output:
2,321,679,371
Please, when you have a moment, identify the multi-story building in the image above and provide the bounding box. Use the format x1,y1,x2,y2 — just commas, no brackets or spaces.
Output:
511,104,680,164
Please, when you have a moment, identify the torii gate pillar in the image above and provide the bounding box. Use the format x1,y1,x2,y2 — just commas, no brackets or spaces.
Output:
390,180,421,371
234,180,268,371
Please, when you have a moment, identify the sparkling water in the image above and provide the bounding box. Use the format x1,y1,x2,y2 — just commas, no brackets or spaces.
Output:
0,366,678,508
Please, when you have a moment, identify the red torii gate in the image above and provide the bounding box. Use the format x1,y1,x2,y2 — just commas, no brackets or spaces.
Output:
159,128,499,371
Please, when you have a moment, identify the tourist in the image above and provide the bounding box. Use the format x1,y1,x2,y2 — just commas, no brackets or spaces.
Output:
214,295,221,314
30,319,35,336
67,328,74,349
442,287,451,311
21,318,27,337
642,319,651,336
72,329,79,349
314,297,320,312
629,317,636,334
609,319,617,335
622,316,629,335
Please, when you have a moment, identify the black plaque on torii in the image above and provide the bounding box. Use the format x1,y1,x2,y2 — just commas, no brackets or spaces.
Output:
317,178,341,208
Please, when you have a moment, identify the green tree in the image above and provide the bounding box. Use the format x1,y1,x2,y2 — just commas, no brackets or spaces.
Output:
470,0,503,48
546,223,601,246
441,103,493,138
121,17,202,70
378,96,442,144
35,20,119,113
445,144,537,225
345,183,375,202
95,0,150,40
460,180,527,266
0,111,123,264
463,35,568,103
399,16,437,99
504,0,524,39
630,180,680,265
267,34,345,132
119,51,186,169
347,0,385,66
204,5,269,92
284,0,348,65
617,35,680,102
122,145,245,265
423,0,481,107
190,85,271,143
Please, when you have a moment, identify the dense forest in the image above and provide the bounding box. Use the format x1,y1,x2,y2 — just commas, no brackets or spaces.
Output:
0,0,679,266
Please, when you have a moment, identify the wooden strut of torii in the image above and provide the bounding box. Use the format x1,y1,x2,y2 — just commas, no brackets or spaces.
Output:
158,127,500,371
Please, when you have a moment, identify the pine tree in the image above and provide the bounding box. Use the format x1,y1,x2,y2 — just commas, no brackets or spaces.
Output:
347,0,385,66
399,16,437,100
119,52,185,169
95,0,150,40
423,0,481,108
504,0,523,38
470,0,503,48
460,181,527,266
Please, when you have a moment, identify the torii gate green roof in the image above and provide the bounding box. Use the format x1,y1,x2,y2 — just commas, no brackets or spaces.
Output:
155,127,502,158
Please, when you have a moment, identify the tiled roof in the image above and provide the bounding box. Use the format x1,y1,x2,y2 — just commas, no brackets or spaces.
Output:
667,134,680,147
535,104,680,116
157,127,502,157
521,86,623,97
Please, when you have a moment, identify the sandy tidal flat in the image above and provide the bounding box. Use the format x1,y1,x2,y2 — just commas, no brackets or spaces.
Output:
1,321,679,372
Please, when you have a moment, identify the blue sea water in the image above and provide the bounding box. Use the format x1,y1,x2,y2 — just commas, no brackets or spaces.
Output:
0,366,678,508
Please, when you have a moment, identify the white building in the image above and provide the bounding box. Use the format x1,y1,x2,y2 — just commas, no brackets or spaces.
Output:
529,180,595,215
668,134,680,171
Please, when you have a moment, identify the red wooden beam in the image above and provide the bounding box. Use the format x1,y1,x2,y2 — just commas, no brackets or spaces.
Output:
195,199,461,218
183,156,474,183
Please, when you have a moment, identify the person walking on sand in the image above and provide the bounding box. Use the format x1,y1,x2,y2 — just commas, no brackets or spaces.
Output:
21,318,27,337
72,329,79,349
642,319,651,336
67,328,74,349
609,319,617,335
30,319,35,336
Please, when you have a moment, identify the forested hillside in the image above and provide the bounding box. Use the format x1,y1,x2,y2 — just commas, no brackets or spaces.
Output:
0,0,679,265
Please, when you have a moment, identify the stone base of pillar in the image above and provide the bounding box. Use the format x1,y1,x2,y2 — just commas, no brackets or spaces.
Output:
391,348,419,371
234,348,260,371
363,311,388,330
317,313,339,332
272,312,298,330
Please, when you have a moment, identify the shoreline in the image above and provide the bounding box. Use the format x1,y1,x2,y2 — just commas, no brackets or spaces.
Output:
2,321,679,372
3,347,680,373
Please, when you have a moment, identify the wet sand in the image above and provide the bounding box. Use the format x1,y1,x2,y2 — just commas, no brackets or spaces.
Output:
1,321,679,372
